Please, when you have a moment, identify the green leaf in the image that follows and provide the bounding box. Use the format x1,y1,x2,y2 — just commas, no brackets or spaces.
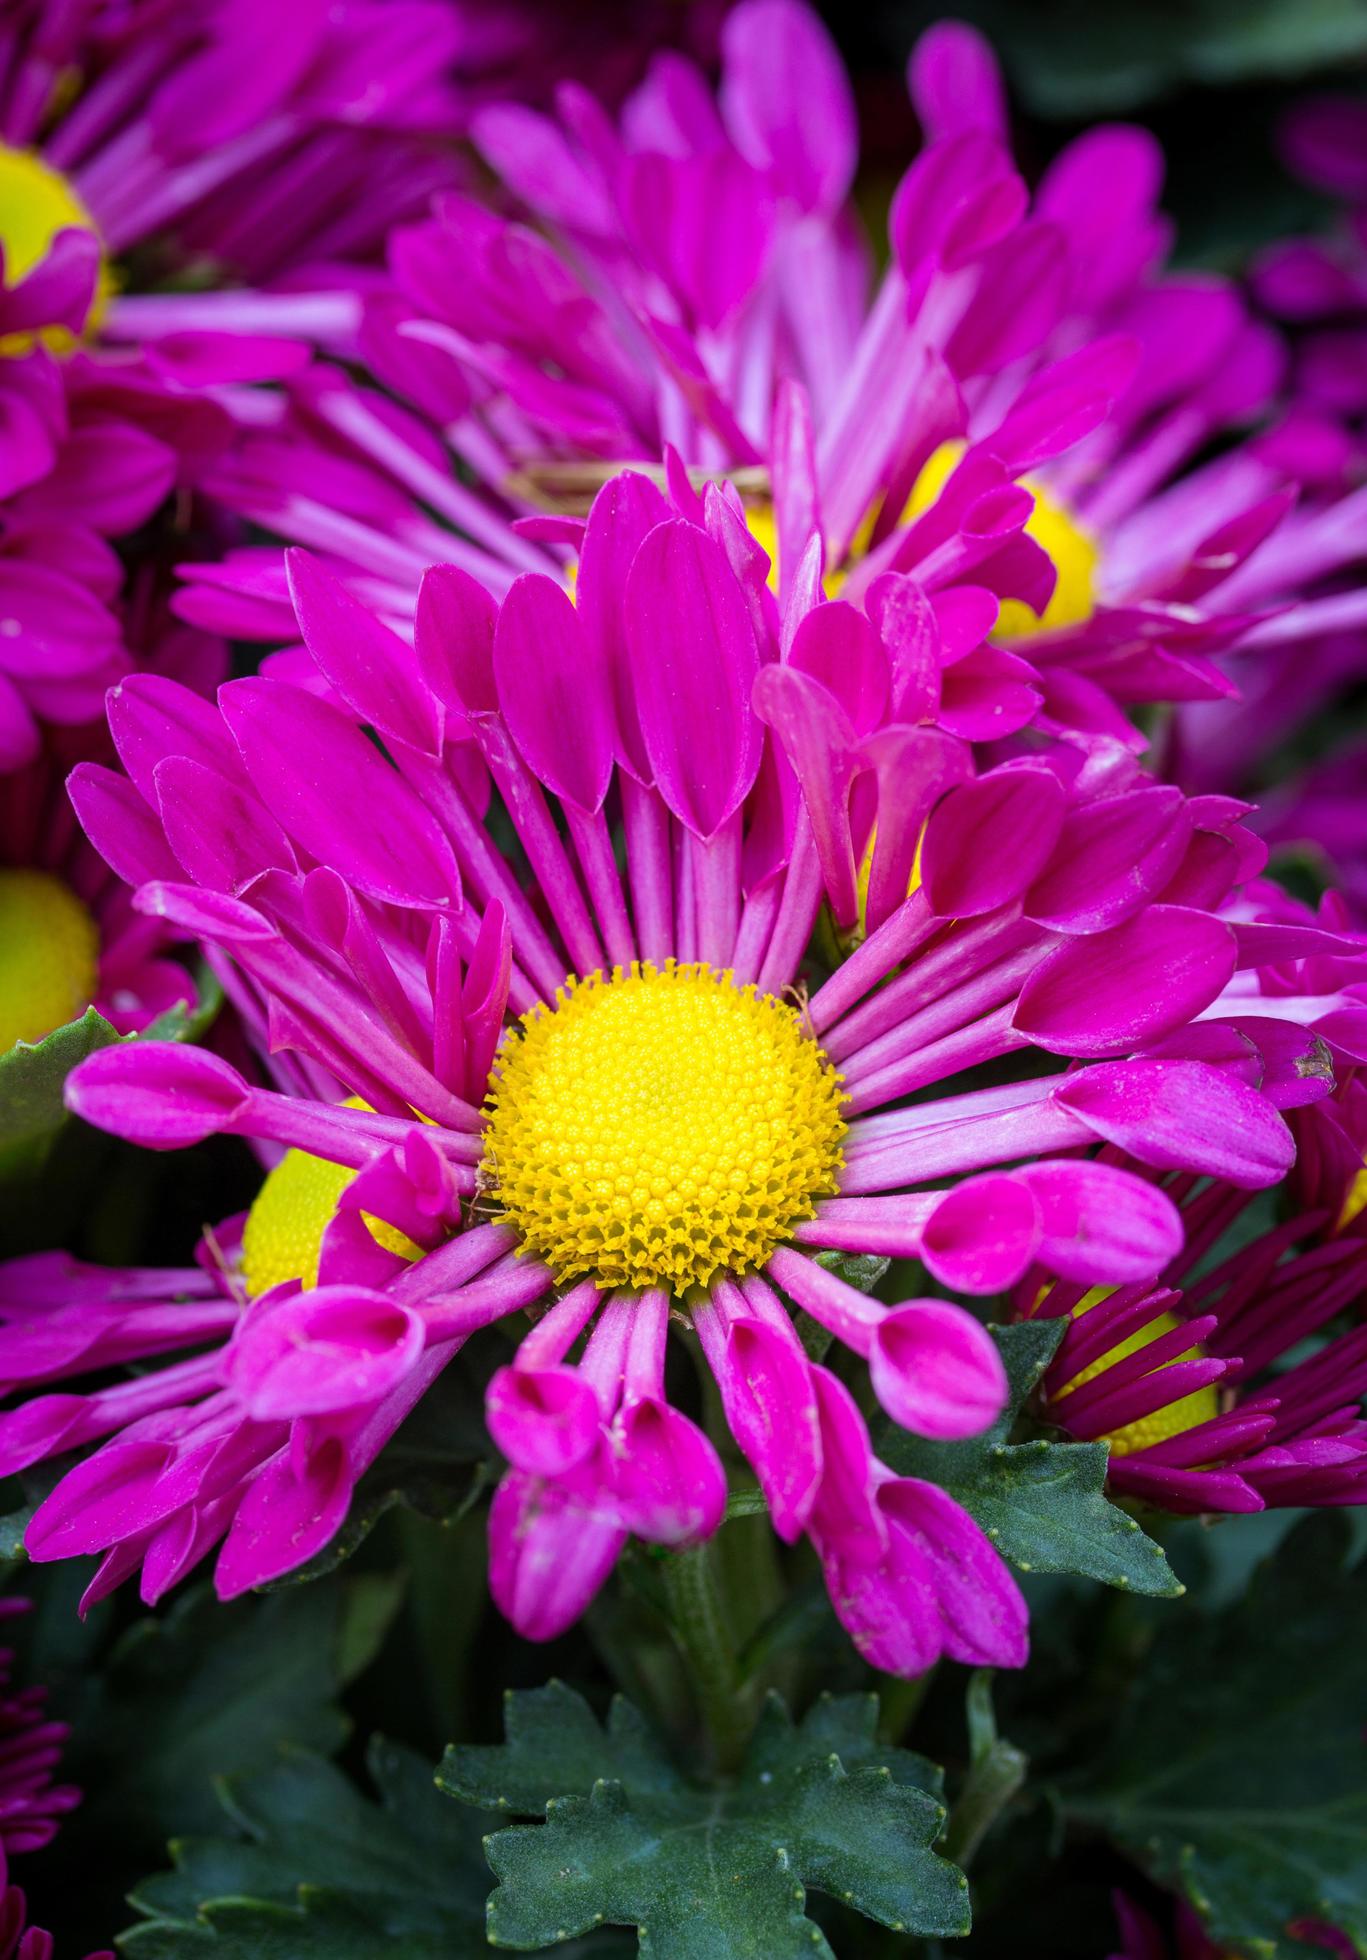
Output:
59,1577,401,1857
0,1006,120,1152
120,1738,494,1956
880,1322,1182,1598
0,965,221,1165
1062,1514,1367,1958
440,1684,967,1956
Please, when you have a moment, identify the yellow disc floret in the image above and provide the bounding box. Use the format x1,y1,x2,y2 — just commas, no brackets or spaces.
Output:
0,869,99,1053
1049,1287,1219,1457
904,441,1100,639
0,143,111,353
240,1098,421,1297
482,961,847,1294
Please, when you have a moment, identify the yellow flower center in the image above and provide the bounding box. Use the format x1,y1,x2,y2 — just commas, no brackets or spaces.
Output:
744,443,1098,635
1339,1165,1367,1233
239,1098,422,1298
0,142,111,353
904,441,1099,638
482,960,847,1294
0,869,99,1053
1049,1287,1219,1457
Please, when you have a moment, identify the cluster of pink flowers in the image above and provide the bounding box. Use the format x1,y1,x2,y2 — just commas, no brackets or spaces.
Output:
0,0,1363,1726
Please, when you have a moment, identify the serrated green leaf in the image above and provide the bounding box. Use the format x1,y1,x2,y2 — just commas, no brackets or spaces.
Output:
58,1577,402,1860
0,964,222,1165
120,1739,492,1956
440,1685,967,1956
0,1006,121,1151
1062,1514,1367,1958
880,1322,1182,1598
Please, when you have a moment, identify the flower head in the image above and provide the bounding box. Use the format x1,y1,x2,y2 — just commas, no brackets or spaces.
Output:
19,468,1313,1671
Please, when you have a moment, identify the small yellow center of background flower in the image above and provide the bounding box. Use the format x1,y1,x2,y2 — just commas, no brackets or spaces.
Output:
0,869,99,1053
905,442,1100,639
0,143,111,352
1048,1287,1219,1457
482,961,847,1294
744,443,1098,634
240,1098,422,1297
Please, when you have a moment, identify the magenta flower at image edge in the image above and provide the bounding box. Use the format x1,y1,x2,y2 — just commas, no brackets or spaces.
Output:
0,1599,107,1960
170,3,1367,844
2,468,1356,1676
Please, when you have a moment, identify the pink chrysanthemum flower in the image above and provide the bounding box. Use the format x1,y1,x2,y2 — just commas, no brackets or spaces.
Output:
174,2,1367,770
1020,889,1367,1514
0,0,470,794
0,1598,105,1960
0,716,205,1053
1,475,1316,1672
0,0,467,352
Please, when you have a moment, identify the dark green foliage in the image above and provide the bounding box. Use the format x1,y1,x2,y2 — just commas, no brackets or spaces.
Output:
882,1322,1182,1597
440,1683,966,1955
1062,1516,1367,1957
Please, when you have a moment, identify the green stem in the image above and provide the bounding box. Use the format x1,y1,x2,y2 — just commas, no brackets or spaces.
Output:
942,1671,1028,1870
879,1662,937,1746
662,1541,753,1777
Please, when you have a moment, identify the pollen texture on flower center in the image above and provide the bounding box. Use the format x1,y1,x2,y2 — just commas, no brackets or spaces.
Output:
0,869,99,1052
482,961,847,1294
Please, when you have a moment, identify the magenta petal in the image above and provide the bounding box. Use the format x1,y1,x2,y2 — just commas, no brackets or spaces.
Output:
219,677,460,909
869,1300,1008,1440
878,1478,1028,1667
608,1398,727,1545
1016,1160,1183,1283
920,1175,1042,1293
1024,786,1192,933
488,1470,625,1642
921,765,1066,918
1055,1059,1295,1187
154,755,295,892
806,1366,887,1562
66,1043,250,1148
494,574,614,812
720,0,857,214
224,1288,424,1419
719,1318,822,1542
788,600,889,735
1013,905,1237,1058
26,1440,177,1559
67,761,182,888
625,519,764,839
485,1365,601,1478
287,549,441,754
908,20,1006,142
818,1528,941,1678
107,671,244,805
414,562,499,720
214,1436,352,1596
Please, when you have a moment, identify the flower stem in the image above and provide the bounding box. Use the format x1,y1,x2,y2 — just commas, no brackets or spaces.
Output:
662,1540,753,1777
942,1670,1028,1870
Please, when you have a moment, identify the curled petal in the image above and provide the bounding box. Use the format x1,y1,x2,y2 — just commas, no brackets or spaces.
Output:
66,1044,250,1148
224,1287,424,1419
608,1398,727,1545
869,1300,1007,1441
485,1365,601,1479
488,1470,625,1643
920,1174,1041,1293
